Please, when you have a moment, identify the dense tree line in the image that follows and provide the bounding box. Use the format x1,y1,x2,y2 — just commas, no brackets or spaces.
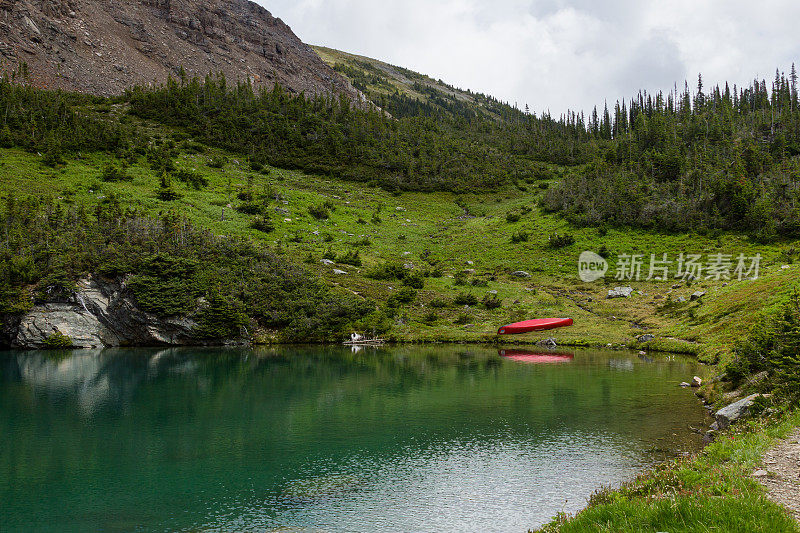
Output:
0,196,372,342
5,65,800,238
125,74,594,192
545,69,800,239
0,78,129,161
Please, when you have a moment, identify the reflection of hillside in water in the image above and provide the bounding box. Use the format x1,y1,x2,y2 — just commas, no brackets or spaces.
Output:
0,346,712,532
3,349,204,415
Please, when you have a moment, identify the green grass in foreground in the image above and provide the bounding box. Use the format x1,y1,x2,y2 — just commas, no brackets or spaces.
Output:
536,410,800,532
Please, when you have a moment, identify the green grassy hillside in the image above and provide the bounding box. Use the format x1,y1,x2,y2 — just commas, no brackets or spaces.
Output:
2,107,796,354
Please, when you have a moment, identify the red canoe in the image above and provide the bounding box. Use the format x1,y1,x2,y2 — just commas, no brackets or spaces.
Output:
499,350,574,364
497,318,573,335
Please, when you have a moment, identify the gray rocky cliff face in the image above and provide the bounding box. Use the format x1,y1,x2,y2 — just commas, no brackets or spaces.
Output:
4,277,199,348
0,0,358,100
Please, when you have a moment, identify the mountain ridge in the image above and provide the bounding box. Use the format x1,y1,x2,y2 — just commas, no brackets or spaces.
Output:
313,44,526,120
0,0,357,98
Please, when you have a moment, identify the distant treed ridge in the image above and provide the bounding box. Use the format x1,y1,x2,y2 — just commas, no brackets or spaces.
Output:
4,63,800,238
545,71,800,240
125,74,595,192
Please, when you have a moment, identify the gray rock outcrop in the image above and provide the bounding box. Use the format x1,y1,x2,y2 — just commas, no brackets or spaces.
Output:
607,286,634,298
4,278,200,349
0,0,359,99
715,394,763,430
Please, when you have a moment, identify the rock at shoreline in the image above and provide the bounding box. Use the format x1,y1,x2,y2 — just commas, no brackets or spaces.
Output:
691,376,703,387
638,334,655,343
6,277,202,349
607,286,634,298
715,394,763,430
538,338,557,348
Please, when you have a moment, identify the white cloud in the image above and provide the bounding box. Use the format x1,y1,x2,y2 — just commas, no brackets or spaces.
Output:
258,0,800,114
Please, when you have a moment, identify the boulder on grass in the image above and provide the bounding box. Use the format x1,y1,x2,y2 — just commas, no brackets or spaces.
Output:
715,394,763,430
607,287,634,298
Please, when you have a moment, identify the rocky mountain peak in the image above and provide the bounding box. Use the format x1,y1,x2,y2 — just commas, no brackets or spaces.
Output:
0,0,357,98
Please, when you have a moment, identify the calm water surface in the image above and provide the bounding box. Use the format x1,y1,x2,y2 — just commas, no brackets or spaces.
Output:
0,346,710,532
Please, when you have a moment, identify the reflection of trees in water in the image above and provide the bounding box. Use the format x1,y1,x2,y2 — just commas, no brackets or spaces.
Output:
0,347,709,454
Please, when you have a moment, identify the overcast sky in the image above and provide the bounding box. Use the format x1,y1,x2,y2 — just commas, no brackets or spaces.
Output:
259,0,800,115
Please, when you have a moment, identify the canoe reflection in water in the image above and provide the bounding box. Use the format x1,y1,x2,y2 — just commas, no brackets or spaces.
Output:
498,349,575,364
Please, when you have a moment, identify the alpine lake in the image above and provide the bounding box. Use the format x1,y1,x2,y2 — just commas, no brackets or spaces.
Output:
0,345,710,532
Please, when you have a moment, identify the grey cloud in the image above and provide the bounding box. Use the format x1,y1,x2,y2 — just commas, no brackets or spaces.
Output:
260,0,799,114
613,33,687,99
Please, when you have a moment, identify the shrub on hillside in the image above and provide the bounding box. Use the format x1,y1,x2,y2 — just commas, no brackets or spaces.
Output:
101,163,131,182
402,273,424,289
366,262,407,281
482,294,502,310
173,168,208,190
250,216,274,233
454,313,473,325
336,249,361,267
193,292,249,340
236,196,270,216
548,232,575,248
309,201,335,220
454,292,478,306
126,254,202,316
429,298,449,308
511,230,529,243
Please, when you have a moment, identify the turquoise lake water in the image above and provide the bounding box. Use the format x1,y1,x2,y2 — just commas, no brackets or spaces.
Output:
0,346,710,532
